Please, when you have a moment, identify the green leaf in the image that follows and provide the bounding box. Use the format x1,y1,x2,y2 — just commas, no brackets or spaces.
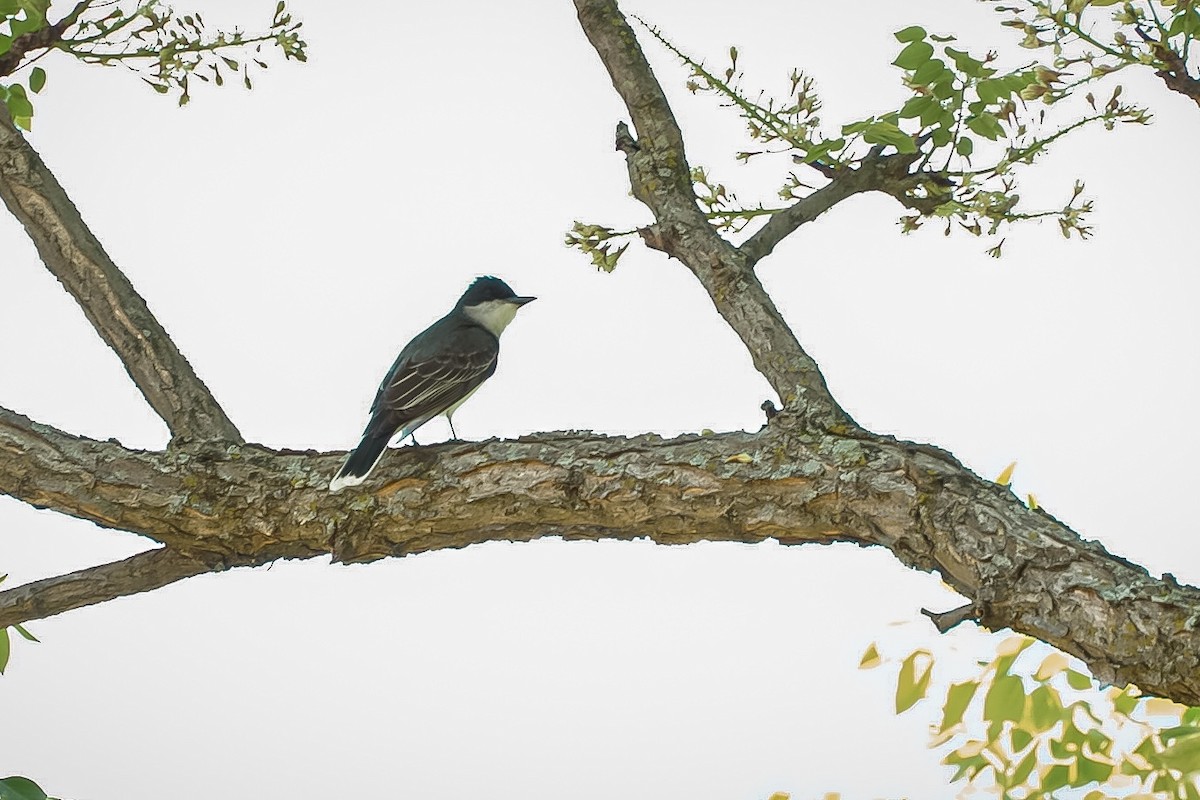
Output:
1005,72,1035,93
945,46,989,78
983,674,1025,723
1169,9,1200,37
4,84,33,119
841,119,871,135
941,680,980,731
899,95,937,119
1086,728,1113,755
1078,757,1112,785
1154,771,1180,793
27,66,44,94
862,121,918,154
966,113,1004,141
1009,748,1038,786
1010,727,1033,752
1028,684,1063,731
976,78,1011,105
1159,732,1200,772
895,650,933,713
911,58,948,86
858,642,882,669
0,777,48,800
1042,763,1071,792
955,136,974,157
1111,687,1139,715
921,104,950,129
1065,669,1092,690
0,628,7,673
893,41,935,71
894,26,927,43
11,624,36,643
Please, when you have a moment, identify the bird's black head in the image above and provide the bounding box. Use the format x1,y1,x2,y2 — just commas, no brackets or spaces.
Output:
456,276,535,308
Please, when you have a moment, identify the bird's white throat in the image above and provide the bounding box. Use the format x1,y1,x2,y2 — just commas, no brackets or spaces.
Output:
463,299,520,336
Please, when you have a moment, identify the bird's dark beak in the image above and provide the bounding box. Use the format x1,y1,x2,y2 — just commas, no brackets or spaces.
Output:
510,296,536,306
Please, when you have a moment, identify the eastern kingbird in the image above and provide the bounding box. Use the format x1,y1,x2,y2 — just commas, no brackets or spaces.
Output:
329,276,535,492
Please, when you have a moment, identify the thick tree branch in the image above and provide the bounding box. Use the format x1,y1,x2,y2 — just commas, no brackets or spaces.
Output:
0,19,68,78
1154,50,1200,107
574,0,854,431
1133,28,1200,109
3,404,1200,704
0,107,243,444
0,547,252,628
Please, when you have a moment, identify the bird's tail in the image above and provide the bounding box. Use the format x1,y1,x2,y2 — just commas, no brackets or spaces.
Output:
330,419,393,492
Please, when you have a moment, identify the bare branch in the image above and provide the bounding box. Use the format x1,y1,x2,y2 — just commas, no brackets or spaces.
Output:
0,107,243,443
739,171,875,266
573,0,853,430
741,150,952,267
0,547,248,628
3,403,1199,703
1150,43,1200,107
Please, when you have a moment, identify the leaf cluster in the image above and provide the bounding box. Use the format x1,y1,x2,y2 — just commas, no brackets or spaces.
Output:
675,22,1147,250
866,635,1200,799
63,0,306,106
564,221,633,272
987,0,1200,95
0,0,308,129
566,15,1150,268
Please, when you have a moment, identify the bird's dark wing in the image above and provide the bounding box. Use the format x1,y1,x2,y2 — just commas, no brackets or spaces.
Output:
370,322,498,432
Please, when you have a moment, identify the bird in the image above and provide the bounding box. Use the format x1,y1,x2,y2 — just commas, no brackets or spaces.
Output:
329,276,535,492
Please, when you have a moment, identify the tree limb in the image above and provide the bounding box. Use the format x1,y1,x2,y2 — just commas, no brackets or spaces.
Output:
1132,27,1200,109
740,151,951,267
738,168,877,267
574,0,854,431
0,106,243,444
0,547,249,629
0,19,69,79
3,404,1200,704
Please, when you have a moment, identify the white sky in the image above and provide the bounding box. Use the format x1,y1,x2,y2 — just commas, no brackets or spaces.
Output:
1,1,1197,798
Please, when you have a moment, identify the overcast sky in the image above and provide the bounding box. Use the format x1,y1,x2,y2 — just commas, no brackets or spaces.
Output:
1,1,1197,798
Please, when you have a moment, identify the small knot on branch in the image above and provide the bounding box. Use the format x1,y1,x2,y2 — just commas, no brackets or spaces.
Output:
614,121,639,155
921,602,979,633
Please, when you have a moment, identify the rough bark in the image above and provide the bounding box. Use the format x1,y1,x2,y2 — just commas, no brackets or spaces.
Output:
2,404,1198,703
0,547,243,628
0,107,243,444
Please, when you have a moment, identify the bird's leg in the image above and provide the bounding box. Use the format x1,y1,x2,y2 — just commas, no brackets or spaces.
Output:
448,417,458,441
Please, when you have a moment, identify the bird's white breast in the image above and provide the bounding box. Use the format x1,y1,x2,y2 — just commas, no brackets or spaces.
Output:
463,300,520,337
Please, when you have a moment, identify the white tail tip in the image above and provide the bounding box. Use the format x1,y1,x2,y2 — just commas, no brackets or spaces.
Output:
329,473,366,493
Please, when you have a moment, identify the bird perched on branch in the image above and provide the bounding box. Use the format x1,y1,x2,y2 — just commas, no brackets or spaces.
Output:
329,276,536,492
